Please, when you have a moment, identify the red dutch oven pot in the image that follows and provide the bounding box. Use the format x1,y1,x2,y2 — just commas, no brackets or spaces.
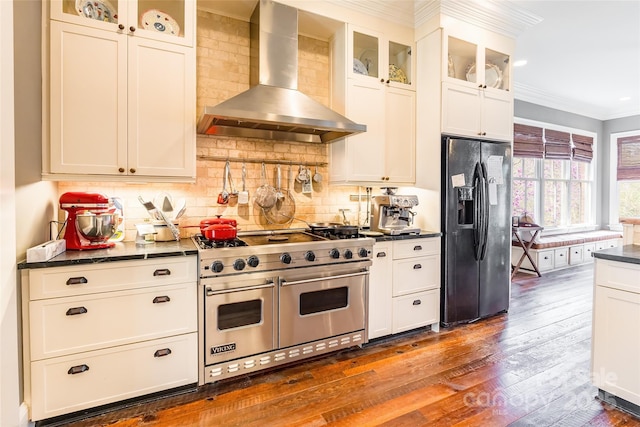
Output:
200,217,238,241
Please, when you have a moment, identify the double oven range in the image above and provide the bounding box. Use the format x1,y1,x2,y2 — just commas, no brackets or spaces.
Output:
193,229,374,384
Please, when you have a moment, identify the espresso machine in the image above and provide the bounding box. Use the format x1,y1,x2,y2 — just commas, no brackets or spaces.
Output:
60,192,119,250
371,189,421,235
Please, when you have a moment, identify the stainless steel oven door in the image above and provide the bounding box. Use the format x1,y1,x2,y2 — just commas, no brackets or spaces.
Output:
203,274,276,365
279,262,369,348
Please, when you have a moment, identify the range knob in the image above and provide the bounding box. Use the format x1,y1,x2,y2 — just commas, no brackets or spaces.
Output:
358,248,370,258
280,253,292,264
247,255,260,268
210,261,224,273
305,251,316,262
233,259,246,271
344,249,353,259
329,248,340,259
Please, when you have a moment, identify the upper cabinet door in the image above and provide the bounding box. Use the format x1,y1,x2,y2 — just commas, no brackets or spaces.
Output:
445,34,510,93
348,25,414,90
50,0,194,46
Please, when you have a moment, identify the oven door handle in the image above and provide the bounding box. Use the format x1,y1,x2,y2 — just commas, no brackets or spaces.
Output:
280,270,368,287
205,282,275,296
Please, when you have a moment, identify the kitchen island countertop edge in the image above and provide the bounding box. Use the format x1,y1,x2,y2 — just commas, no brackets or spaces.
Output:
592,244,640,265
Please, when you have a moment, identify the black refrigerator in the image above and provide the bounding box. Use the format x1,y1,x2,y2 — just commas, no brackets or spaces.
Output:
441,135,512,326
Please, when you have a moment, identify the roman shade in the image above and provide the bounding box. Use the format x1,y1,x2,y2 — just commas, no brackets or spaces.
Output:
513,124,595,163
572,133,594,163
544,129,571,160
513,124,544,158
617,134,640,180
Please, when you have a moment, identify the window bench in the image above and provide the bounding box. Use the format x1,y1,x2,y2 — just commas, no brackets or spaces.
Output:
512,230,623,274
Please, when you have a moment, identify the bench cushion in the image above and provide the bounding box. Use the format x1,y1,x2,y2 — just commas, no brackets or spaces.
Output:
513,230,622,250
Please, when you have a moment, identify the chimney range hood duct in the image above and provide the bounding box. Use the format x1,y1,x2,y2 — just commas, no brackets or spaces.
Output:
196,0,366,144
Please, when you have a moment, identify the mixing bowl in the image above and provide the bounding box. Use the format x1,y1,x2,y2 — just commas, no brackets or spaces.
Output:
76,213,118,242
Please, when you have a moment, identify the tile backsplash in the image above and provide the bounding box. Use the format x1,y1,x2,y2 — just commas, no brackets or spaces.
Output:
57,10,362,241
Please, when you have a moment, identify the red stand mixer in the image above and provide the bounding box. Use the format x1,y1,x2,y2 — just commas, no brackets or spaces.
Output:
60,192,119,250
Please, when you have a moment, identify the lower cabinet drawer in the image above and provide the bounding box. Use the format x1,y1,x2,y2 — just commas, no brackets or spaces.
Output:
537,250,555,271
30,333,198,421
554,247,568,268
392,289,439,334
583,243,595,263
392,255,440,296
30,283,197,360
569,245,584,265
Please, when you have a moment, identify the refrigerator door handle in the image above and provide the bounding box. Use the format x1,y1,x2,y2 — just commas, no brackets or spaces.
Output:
473,162,483,261
479,162,490,261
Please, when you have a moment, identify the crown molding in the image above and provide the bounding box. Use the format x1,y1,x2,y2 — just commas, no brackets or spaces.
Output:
325,0,416,28
514,82,640,121
415,0,542,37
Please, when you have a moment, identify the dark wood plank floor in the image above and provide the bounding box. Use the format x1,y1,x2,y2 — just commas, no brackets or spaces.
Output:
53,264,640,427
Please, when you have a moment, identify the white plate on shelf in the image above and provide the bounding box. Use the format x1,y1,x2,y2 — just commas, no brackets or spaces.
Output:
141,9,180,36
353,58,368,76
75,0,116,23
465,62,503,89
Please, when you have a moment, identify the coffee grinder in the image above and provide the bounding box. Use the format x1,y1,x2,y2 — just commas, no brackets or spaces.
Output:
60,192,118,250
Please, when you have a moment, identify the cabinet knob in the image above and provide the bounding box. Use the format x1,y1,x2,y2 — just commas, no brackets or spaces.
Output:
386,79,390,84
376,252,387,258
66,306,88,316
118,24,125,30
154,348,172,358
118,167,125,173
67,364,90,375
66,276,87,286
380,78,385,83
412,299,422,306
153,268,171,276
129,26,136,33
129,168,136,174
481,132,487,136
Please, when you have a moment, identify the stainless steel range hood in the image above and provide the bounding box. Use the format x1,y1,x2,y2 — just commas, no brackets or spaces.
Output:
196,0,366,144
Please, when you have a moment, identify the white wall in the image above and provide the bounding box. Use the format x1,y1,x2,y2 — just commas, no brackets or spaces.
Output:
1,1,21,425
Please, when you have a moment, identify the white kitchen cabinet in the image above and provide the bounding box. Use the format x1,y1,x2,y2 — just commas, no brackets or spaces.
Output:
368,241,393,339
45,1,196,181
440,31,513,141
569,245,584,265
592,259,640,410
22,256,198,421
330,25,416,186
415,20,515,193
367,237,440,340
441,81,513,141
392,238,440,333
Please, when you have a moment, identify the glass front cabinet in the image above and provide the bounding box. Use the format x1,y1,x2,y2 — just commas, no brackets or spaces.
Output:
45,0,196,180
50,0,194,46
349,27,414,91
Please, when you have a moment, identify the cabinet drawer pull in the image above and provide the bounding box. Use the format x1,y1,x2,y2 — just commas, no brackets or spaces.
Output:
66,307,88,316
412,299,422,306
154,348,172,358
67,364,89,375
66,276,88,285
153,269,171,277
376,252,387,258
413,264,422,270
153,296,171,304
413,245,422,251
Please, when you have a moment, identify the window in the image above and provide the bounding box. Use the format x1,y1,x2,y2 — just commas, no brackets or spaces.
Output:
610,131,640,221
512,120,596,230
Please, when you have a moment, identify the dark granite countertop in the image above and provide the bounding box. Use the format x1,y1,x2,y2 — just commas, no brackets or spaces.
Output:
373,230,442,242
593,244,640,265
18,239,198,270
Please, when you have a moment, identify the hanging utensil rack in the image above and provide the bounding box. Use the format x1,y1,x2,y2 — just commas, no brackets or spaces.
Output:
197,155,327,167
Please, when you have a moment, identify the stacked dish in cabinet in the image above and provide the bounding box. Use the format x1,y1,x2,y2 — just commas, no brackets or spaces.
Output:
368,237,441,340
21,256,198,422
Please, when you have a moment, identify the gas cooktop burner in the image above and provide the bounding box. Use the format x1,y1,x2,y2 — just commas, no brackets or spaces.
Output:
193,235,248,249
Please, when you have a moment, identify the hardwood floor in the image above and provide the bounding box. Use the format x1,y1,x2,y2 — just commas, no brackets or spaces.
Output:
51,264,640,427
